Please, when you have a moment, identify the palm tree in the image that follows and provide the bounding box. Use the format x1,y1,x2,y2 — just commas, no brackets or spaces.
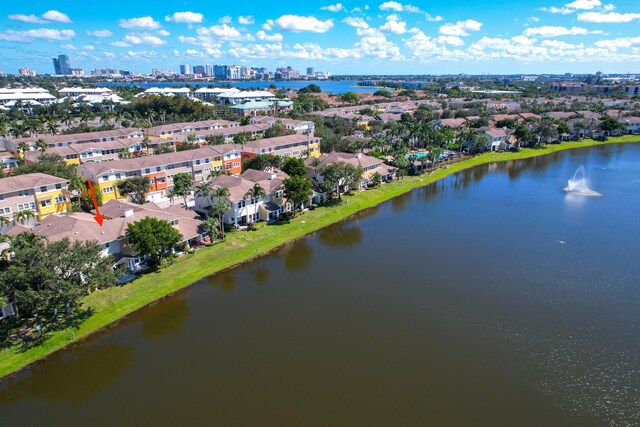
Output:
35,138,48,155
68,174,87,199
17,141,30,158
47,121,59,135
140,136,152,154
13,209,36,225
61,113,75,128
80,110,94,124
200,217,220,242
9,122,24,138
211,187,231,238
99,111,113,126
0,215,10,229
243,183,266,223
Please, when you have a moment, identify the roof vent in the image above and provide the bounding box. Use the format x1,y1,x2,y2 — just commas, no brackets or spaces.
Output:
122,209,134,217
355,152,362,158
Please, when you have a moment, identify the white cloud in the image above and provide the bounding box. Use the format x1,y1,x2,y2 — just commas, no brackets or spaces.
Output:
82,45,96,50
255,30,283,41
42,10,72,23
156,29,170,36
239,16,255,25
578,11,640,23
119,17,162,30
564,0,601,9
0,28,75,42
379,15,408,34
8,14,47,24
125,50,157,60
165,11,203,24
541,40,583,49
343,17,370,29
547,7,573,14
87,30,113,38
438,35,465,46
593,36,640,48
103,52,116,58
321,3,344,12
123,34,167,46
111,41,132,47
197,24,243,39
60,43,76,50
439,20,482,36
379,1,404,11
273,15,334,33
524,25,601,37
218,16,232,24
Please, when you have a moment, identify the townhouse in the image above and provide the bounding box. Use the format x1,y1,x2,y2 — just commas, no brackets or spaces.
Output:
481,128,515,151
209,144,243,175
78,146,219,203
7,199,204,273
0,152,19,173
242,134,321,159
5,128,145,151
170,124,268,145
23,136,174,165
249,116,315,134
194,169,292,225
0,173,71,223
304,152,397,191
147,119,239,139
621,117,640,134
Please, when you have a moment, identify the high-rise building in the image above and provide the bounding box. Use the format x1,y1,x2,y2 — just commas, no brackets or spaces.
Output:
179,64,192,75
307,67,315,76
19,67,37,77
52,54,71,75
213,65,226,79
193,65,206,75
205,64,213,77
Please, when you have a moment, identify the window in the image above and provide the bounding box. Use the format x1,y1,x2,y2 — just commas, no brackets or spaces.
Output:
55,183,62,190
115,173,122,180
103,187,114,194
233,162,240,168
104,242,110,249
40,199,52,208
17,202,36,211
145,168,151,174
0,207,10,214
17,190,29,197
0,194,3,201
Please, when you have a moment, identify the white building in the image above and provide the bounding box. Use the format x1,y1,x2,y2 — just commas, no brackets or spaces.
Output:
0,87,56,106
59,87,114,97
136,87,192,98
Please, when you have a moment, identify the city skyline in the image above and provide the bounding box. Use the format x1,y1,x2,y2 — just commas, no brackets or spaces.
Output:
1,0,640,75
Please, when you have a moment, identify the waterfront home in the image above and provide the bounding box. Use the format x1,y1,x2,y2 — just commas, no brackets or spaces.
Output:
304,152,397,191
193,169,292,225
621,117,640,134
0,87,56,106
6,200,204,274
0,173,71,223
230,100,294,116
480,128,515,151
136,87,192,98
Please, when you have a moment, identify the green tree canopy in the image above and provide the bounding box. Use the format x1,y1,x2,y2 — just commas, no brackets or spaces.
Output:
116,176,151,204
242,154,282,172
172,172,193,206
283,175,313,213
281,157,307,177
1,235,117,319
126,217,183,267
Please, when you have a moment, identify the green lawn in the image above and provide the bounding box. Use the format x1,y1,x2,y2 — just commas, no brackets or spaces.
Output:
1,135,638,378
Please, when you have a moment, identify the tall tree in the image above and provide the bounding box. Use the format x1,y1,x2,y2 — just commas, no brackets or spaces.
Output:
283,176,313,214
281,157,307,177
172,172,193,206
116,176,151,204
126,217,183,267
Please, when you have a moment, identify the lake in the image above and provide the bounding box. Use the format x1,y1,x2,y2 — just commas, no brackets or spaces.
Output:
98,80,378,94
1,144,639,426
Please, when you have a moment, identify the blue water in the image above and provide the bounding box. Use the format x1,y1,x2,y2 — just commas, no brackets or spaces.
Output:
97,80,375,94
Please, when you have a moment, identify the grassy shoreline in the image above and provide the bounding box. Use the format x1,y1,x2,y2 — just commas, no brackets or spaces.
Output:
1,135,639,379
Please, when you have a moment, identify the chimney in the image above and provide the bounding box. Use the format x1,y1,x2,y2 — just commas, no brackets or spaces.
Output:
355,152,362,158
269,173,276,180
122,209,134,218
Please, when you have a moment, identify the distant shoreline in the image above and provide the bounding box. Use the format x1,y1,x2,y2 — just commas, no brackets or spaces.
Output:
1,136,639,380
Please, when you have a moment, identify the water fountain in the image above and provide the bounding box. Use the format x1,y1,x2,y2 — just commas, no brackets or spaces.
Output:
564,166,602,196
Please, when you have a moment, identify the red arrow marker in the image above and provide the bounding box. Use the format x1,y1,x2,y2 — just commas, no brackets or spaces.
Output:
87,180,104,227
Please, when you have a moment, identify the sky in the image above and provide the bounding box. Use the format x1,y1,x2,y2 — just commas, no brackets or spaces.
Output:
0,0,639,75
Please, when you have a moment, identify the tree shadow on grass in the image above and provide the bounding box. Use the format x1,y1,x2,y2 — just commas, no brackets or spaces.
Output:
0,307,94,353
